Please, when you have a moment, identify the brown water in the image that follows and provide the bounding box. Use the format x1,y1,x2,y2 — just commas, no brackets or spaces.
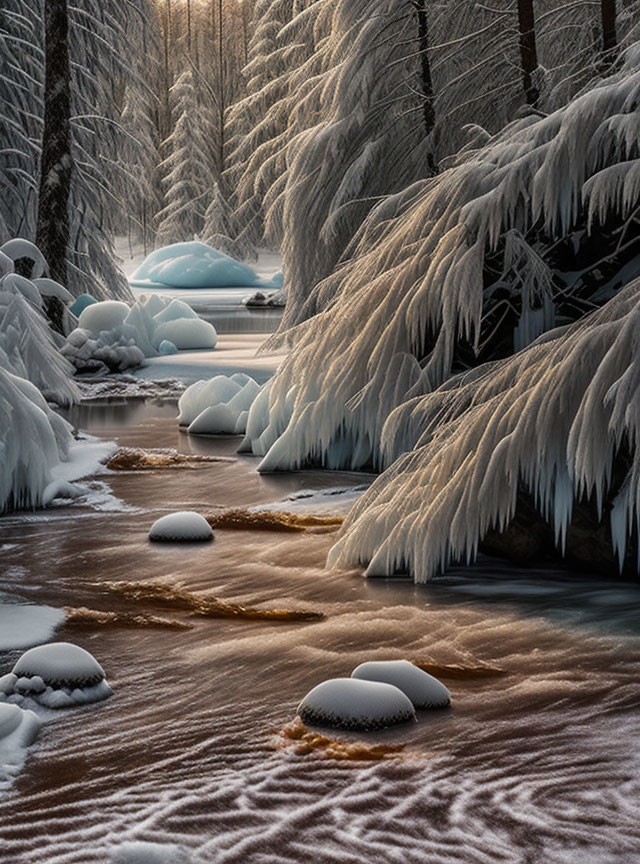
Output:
0,400,639,864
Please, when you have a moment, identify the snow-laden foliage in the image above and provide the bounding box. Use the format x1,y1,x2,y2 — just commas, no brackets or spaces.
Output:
229,0,640,323
328,276,640,581
244,46,640,478
0,240,79,405
0,368,74,512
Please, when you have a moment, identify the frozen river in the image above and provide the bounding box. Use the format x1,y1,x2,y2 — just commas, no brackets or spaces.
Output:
0,400,639,862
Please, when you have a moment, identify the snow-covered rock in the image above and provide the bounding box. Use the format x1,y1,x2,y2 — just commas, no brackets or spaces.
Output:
4,642,112,708
148,511,213,542
0,703,41,790
351,661,450,709
158,339,178,355
178,374,261,437
242,287,286,308
130,241,267,289
297,678,416,731
110,841,192,864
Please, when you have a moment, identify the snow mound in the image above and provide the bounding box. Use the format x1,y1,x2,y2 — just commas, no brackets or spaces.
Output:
188,404,238,435
297,678,416,732
148,511,213,542
130,241,266,289
0,703,41,790
64,295,217,364
178,374,261,436
78,300,130,334
6,642,112,708
154,317,217,350
111,841,192,864
158,339,178,355
351,661,450,709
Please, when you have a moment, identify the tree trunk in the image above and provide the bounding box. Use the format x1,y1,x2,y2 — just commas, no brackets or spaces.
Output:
36,0,72,334
413,0,437,175
517,0,539,107
600,0,617,64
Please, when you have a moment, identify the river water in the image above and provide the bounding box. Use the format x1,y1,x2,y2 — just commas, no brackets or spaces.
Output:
0,397,639,862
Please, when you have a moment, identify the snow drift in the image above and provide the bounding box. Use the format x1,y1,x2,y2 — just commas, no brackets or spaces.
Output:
178,373,261,436
130,241,274,290
62,294,217,372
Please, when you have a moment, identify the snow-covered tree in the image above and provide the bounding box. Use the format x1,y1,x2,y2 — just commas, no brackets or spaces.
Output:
156,68,217,244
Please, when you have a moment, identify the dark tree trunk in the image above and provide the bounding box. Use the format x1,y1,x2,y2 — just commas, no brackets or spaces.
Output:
36,0,72,334
600,0,617,66
413,0,437,175
517,0,539,107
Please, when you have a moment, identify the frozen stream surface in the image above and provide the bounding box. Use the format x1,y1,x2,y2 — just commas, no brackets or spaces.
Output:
0,399,639,863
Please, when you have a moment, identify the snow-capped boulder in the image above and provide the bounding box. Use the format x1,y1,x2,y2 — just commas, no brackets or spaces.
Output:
297,678,416,731
178,376,242,425
7,642,112,708
148,511,213,542
351,660,450,709
130,241,266,289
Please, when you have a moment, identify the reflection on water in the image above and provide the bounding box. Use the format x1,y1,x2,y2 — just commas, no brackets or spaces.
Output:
0,400,639,864
198,306,283,334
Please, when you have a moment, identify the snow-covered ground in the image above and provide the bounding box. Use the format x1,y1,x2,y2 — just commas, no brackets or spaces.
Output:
131,334,286,386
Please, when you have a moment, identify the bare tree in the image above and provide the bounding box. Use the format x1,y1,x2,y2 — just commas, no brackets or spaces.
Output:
600,0,617,64
36,0,72,332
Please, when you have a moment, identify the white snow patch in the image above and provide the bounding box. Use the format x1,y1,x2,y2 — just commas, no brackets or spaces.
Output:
0,604,65,651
